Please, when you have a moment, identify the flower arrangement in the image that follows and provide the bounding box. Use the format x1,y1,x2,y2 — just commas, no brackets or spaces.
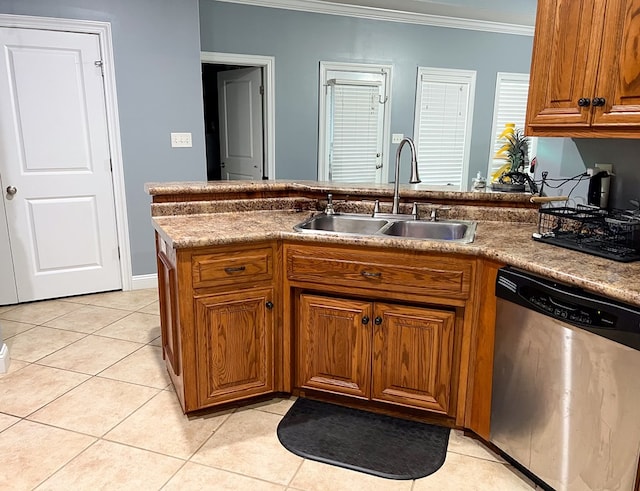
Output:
491,123,530,182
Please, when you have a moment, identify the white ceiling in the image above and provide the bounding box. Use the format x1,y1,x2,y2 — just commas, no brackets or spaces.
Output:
309,0,537,27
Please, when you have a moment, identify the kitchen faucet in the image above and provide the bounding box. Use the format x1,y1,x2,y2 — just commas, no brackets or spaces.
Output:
391,137,421,214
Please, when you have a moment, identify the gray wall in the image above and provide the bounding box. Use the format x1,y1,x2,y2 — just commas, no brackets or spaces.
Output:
0,0,207,276
199,0,534,186
536,138,640,209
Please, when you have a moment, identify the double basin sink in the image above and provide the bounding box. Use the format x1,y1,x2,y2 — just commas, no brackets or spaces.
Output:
294,213,477,243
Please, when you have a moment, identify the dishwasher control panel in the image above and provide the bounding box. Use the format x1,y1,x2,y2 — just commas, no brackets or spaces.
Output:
496,266,640,351
523,287,617,329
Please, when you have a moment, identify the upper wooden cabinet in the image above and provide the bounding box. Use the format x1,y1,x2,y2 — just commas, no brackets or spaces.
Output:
526,0,640,137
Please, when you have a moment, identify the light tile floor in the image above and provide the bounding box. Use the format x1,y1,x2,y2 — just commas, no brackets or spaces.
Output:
0,289,539,490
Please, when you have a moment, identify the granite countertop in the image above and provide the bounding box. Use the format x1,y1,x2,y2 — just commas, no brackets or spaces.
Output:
145,180,534,204
152,209,640,307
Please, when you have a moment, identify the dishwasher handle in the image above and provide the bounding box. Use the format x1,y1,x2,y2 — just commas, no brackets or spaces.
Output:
547,295,579,312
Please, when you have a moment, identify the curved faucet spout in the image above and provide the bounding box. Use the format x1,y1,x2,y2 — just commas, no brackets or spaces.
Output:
392,137,421,214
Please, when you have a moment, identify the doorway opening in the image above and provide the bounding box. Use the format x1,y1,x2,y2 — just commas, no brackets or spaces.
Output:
200,52,275,181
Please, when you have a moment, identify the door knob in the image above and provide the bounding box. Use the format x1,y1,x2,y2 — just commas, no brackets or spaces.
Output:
6,186,17,196
374,316,383,325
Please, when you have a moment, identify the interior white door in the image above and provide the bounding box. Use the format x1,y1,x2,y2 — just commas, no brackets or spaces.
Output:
217,67,264,180
0,27,121,304
0,173,17,305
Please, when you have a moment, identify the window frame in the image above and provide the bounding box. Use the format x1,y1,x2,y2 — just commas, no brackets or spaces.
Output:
318,61,392,183
487,72,538,180
412,66,476,191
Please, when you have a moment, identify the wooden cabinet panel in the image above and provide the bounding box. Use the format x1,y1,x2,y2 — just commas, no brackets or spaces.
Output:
297,294,372,398
156,235,181,377
527,0,640,136
372,303,455,414
192,246,273,289
526,0,602,128
195,287,274,407
295,292,458,415
287,245,472,299
592,0,640,126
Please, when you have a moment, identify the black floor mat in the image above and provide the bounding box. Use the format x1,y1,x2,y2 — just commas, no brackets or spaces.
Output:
276,398,449,480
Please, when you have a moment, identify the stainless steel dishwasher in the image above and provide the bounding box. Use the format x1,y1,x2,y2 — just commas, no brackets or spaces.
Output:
490,267,640,491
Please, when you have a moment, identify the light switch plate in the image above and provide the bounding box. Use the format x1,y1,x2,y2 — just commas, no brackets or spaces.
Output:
392,133,404,144
171,132,192,148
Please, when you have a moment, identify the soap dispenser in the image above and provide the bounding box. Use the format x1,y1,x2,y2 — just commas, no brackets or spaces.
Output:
472,171,486,191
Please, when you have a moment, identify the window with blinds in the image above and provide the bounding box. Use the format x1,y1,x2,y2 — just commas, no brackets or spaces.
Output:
318,63,391,183
413,67,476,190
487,72,537,178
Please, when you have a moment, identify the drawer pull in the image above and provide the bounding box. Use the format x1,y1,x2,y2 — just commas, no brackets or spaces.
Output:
224,266,246,274
361,271,382,279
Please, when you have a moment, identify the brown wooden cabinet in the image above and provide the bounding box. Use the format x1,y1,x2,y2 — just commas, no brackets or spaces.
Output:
157,237,181,380
296,294,455,415
297,294,372,399
156,236,279,413
195,287,274,407
372,303,455,414
526,0,640,137
287,243,471,418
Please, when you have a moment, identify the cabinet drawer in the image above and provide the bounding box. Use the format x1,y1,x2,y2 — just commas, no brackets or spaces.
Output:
286,245,472,299
192,246,273,289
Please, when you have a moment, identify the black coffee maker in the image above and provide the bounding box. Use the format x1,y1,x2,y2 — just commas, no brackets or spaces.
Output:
588,170,611,209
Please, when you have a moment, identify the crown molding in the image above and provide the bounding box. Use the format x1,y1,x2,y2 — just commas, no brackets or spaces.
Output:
214,0,534,36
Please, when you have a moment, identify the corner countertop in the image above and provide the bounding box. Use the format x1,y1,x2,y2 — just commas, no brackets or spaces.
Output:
151,209,640,307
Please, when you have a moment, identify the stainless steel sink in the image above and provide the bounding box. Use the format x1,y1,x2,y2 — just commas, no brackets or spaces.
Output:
294,213,476,243
380,220,476,243
294,214,389,235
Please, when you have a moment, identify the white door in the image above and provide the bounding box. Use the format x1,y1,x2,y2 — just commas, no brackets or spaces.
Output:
217,67,264,180
0,27,121,304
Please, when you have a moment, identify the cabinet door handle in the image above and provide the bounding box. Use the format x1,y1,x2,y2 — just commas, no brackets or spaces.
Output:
266,301,274,310
577,98,591,107
592,97,606,107
224,266,246,274
362,316,370,325
361,271,382,279
374,316,383,325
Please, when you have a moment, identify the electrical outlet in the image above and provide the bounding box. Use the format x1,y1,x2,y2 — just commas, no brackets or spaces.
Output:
392,133,404,144
171,132,192,148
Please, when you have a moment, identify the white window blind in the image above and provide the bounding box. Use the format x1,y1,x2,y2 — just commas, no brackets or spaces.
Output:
413,68,476,190
488,72,537,178
318,62,391,183
328,80,383,182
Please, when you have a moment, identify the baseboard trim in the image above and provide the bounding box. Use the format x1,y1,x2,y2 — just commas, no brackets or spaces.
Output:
131,274,158,290
0,343,10,374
